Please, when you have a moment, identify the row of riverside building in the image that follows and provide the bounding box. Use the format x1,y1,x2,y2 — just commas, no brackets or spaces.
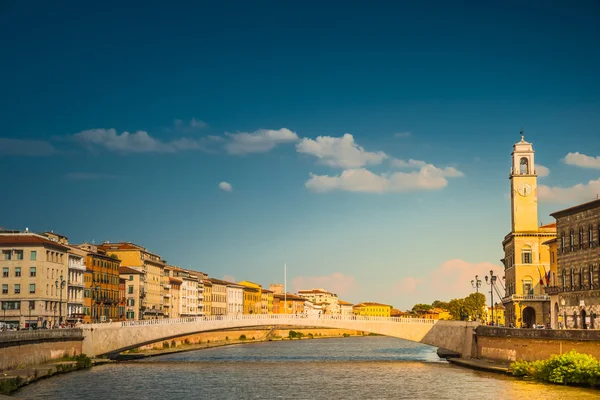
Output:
0,230,394,328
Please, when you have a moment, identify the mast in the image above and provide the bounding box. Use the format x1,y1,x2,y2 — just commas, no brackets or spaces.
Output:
284,263,287,314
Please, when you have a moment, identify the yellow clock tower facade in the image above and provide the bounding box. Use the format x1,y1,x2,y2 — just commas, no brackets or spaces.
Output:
501,134,556,328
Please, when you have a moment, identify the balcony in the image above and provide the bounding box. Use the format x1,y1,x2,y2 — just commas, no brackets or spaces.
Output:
502,294,550,303
163,284,171,289
164,293,171,298
68,281,86,288
68,263,86,272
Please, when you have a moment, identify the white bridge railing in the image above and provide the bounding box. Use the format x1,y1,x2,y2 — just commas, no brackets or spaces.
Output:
111,314,437,328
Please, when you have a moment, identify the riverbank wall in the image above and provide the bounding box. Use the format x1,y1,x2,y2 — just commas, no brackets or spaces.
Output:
0,329,82,372
475,326,600,362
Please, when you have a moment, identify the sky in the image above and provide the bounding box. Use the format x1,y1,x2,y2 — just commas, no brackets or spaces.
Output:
1,1,599,309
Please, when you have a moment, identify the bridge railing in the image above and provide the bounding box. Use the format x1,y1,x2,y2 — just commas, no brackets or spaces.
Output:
111,314,437,328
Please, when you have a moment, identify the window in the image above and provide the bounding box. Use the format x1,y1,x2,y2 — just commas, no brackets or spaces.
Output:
30,251,37,261
589,225,594,247
128,285,134,294
30,267,36,277
129,275,133,281
15,250,23,260
127,298,135,306
519,157,529,174
14,284,20,294
4,301,20,310
29,284,35,294
560,231,566,253
2,268,8,278
522,248,532,264
523,280,533,295
570,229,575,251
589,267,594,289
562,270,566,290
29,300,35,310
579,227,584,249
2,284,7,294
2,250,10,260
570,269,574,288
15,267,21,277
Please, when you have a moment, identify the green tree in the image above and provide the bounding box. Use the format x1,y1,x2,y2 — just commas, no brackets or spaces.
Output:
109,254,119,260
411,303,433,313
431,300,450,310
464,293,486,321
447,298,466,320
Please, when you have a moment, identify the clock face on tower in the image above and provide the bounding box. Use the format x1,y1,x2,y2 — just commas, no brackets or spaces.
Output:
517,183,532,197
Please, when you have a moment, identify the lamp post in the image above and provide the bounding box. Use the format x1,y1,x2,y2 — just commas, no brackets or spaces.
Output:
55,275,66,326
485,270,497,326
471,275,482,321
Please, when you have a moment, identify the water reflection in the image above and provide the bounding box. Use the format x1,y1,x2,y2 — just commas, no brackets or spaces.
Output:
17,337,597,399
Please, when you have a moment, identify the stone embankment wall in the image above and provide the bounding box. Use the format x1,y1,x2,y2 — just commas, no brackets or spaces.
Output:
136,327,366,351
0,329,82,372
476,326,600,362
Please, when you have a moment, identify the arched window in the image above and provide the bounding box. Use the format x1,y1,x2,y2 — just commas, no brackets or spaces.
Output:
579,226,584,249
562,270,566,290
589,266,594,289
522,247,532,264
561,231,566,253
579,267,583,288
589,225,594,247
520,157,529,174
570,269,574,288
570,228,575,251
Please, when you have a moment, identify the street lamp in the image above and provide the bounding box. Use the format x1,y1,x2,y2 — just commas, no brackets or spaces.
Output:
471,275,482,321
55,275,66,326
485,270,498,326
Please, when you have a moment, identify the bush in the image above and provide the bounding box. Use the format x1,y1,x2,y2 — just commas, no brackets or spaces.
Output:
308,333,314,339
184,338,190,345
171,340,176,348
288,331,305,339
162,341,170,349
74,354,92,369
510,350,600,387
343,333,350,337
225,336,229,341
239,334,247,340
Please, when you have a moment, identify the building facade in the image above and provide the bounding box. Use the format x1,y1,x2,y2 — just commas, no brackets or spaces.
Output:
352,302,392,317
226,282,244,315
239,281,262,314
501,134,555,328
0,232,70,328
99,242,166,319
547,198,600,329
261,289,273,314
120,266,143,320
208,278,228,315
297,288,339,314
65,247,86,322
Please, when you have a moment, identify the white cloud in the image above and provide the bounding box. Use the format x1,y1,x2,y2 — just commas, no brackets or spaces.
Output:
0,138,56,156
536,164,550,177
539,178,600,204
391,158,464,177
563,152,600,169
394,132,412,138
305,163,463,193
72,128,204,153
65,172,120,180
296,134,388,168
219,181,233,192
173,118,208,132
291,272,358,298
225,128,298,154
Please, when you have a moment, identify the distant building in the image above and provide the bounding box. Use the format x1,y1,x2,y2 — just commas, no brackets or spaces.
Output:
239,281,262,314
203,280,212,316
485,304,505,326
297,288,339,314
261,289,274,314
226,281,244,315
208,278,228,315
119,266,143,320
269,283,284,294
273,293,305,314
352,302,392,317
338,300,354,316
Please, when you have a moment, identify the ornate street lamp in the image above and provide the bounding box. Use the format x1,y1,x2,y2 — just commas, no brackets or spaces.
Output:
471,275,482,321
485,270,498,326
55,275,66,326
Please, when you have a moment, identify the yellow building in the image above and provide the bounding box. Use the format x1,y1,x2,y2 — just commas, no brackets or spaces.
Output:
273,293,305,314
543,238,560,328
99,242,166,319
501,134,556,328
208,278,228,315
120,266,143,320
261,289,274,314
352,302,392,317
485,304,505,326
421,308,451,320
238,281,262,314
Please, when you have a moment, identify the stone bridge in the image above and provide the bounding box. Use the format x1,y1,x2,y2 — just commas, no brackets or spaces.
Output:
82,315,478,358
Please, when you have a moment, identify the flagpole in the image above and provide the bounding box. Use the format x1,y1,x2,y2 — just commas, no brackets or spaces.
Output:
284,263,287,314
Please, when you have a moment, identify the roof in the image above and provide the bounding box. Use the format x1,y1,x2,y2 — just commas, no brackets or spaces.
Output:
119,266,143,275
169,277,183,284
338,300,353,306
208,277,230,286
274,293,305,301
353,302,392,308
542,238,558,246
0,233,70,251
297,288,332,294
540,222,556,229
550,198,600,219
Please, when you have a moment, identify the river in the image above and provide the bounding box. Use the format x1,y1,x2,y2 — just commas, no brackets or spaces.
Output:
17,337,598,399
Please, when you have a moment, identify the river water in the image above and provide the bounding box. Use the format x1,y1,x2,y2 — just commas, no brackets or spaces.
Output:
17,337,598,399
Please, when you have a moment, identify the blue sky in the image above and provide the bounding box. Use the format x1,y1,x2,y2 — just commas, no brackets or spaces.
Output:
1,1,599,309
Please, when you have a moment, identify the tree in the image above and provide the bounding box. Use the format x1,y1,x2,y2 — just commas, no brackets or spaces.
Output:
431,300,450,310
464,293,486,321
411,303,433,313
109,254,119,260
447,298,466,320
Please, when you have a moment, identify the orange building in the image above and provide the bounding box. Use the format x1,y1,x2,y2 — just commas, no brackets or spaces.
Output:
273,293,305,314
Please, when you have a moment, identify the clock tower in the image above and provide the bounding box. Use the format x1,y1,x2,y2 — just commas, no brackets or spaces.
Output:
510,133,539,232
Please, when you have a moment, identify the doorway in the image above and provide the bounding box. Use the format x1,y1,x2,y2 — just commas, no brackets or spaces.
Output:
553,303,559,329
581,309,587,329
523,307,536,328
